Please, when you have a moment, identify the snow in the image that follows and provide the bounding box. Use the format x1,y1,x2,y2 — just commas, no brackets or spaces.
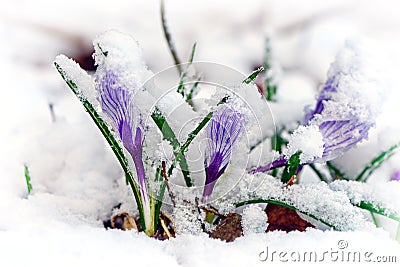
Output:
330,180,400,218
310,40,383,127
2,0,400,266
285,125,324,163
216,174,372,231
242,205,268,235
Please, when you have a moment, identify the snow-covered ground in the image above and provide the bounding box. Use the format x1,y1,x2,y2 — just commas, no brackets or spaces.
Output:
1,0,400,266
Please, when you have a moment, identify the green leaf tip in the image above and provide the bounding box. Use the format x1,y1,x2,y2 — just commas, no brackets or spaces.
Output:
243,66,264,84
24,164,33,194
281,151,301,183
358,201,400,223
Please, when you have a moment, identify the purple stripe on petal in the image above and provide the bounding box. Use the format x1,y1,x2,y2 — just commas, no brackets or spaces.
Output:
98,71,136,154
97,71,149,207
202,105,244,201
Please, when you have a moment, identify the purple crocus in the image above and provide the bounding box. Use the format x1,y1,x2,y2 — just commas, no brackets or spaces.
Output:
202,105,244,202
251,44,378,174
97,70,151,229
303,75,374,162
391,172,400,181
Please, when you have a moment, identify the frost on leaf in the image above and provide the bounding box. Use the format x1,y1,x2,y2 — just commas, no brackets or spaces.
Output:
217,174,372,231
329,180,400,218
54,54,96,104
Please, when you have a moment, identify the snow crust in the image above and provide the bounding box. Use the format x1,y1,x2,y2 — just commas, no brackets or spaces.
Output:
330,180,400,217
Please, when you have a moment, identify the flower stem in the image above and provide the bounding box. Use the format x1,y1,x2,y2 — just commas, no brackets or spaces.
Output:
249,156,287,174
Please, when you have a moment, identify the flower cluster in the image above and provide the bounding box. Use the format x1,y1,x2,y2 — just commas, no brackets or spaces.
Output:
55,30,398,240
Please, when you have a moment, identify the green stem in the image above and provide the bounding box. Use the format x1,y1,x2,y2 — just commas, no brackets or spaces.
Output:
370,212,380,228
355,143,399,182
151,108,193,187
357,201,400,222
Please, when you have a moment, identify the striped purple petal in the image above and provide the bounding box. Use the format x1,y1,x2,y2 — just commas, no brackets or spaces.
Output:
303,76,337,124
305,72,373,161
203,105,244,201
98,71,137,155
97,70,148,208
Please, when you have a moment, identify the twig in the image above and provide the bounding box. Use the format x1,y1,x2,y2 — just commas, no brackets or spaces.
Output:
162,161,176,207
49,103,56,122
200,206,225,218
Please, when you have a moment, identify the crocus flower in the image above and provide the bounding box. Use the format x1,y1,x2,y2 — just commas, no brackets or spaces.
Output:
97,70,152,232
391,172,400,181
202,105,244,202
251,43,379,174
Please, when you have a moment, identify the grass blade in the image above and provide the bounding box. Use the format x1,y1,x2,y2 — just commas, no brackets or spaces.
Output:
355,143,399,182
243,66,264,84
263,37,278,101
357,201,400,223
151,107,193,187
188,42,197,64
24,164,33,194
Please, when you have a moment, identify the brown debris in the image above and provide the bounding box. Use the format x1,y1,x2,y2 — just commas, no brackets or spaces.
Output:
152,211,176,240
110,212,138,231
265,204,314,232
210,213,243,242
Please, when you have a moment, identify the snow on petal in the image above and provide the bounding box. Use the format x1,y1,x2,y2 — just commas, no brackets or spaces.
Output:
284,125,324,164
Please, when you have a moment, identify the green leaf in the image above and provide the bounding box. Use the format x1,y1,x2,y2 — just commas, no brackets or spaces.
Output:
281,151,301,183
24,164,33,194
151,107,193,187
188,42,197,64
54,62,146,230
185,77,201,103
234,198,335,229
263,37,278,101
242,66,264,84
355,143,399,182
165,95,229,180
176,42,199,103
357,201,400,223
